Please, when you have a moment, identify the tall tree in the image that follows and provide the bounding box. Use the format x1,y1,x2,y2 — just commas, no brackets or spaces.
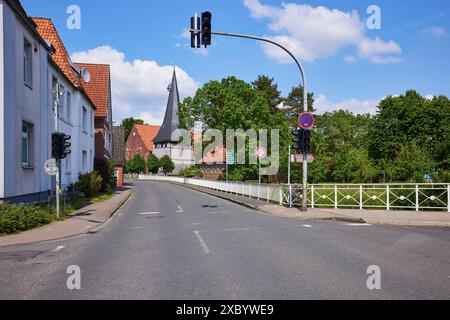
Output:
252,75,283,113
283,85,315,125
122,117,144,141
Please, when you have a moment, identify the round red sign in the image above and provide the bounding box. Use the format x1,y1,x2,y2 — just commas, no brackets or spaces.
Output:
298,113,315,130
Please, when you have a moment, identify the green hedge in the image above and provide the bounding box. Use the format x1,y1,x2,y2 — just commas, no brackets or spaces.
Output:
0,203,53,235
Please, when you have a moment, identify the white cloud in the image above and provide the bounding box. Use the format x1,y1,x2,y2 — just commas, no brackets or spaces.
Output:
71,46,198,123
421,26,448,39
315,94,380,115
137,111,165,126
243,0,401,64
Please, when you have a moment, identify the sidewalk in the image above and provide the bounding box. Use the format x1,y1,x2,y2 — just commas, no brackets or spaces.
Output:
186,184,450,228
0,187,133,248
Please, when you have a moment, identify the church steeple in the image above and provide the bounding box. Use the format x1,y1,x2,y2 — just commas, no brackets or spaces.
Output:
153,68,181,144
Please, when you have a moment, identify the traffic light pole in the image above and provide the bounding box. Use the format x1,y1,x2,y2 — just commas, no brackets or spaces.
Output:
193,29,309,211
53,84,62,219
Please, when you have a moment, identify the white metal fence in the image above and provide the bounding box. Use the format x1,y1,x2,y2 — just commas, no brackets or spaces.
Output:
138,175,450,212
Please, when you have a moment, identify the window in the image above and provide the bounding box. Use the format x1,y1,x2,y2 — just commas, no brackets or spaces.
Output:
82,151,87,173
66,92,71,122
21,122,33,167
24,38,33,87
82,107,87,132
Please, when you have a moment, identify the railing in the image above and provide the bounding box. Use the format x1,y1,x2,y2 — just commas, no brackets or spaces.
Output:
138,175,450,212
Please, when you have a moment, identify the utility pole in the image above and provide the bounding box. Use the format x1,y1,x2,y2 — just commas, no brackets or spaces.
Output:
190,17,309,211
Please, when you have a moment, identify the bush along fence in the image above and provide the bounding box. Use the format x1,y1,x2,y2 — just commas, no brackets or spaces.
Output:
138,175,450,212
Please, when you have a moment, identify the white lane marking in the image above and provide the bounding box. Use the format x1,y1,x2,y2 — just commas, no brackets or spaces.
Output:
176,205,184,213
138,212,160,215
224,228,252,232
302,225,313,228
52,246,65,252
346,223,372,227
194,231,210,254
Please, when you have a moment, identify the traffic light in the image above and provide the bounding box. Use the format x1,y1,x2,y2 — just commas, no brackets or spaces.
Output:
190,16,200,48
292,129,303,152
51,132,71,160
62,135,71,159
292,129,312,153
201,11,212,47
303,129,311,154
52,132,61,160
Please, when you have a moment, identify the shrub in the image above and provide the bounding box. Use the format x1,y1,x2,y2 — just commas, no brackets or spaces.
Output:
0,203,53,235
125,155,146,174
159,156,175,175
76,171,103,198
179,166,202,178
94,158,115,191
147,154,160,174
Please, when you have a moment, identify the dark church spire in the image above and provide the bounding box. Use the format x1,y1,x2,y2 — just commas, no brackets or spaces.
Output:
153,68,181,144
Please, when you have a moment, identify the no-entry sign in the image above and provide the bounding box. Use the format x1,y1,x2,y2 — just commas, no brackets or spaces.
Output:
298,112,315,130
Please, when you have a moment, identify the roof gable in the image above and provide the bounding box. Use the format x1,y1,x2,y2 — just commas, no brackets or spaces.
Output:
75,63,111,118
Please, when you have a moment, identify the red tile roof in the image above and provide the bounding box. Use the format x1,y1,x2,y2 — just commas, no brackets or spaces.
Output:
76,63,111,118
32,18,79,86
134,125,161,153
32,17,96,110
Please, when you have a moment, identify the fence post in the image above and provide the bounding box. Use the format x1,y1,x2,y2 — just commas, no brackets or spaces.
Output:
386,185,390,211
279,187,283,206
416,185,420,212
360,185,363,211
448,185,450,213
335,185,338,209
311,185,315,209
289,185,293,208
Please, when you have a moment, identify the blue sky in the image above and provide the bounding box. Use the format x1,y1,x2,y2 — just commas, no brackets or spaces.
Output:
21,0,450,123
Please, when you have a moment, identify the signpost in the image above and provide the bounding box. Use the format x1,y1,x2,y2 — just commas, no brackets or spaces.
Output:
255,147,266,184
226,151,236,182
44,159,58,176
291,154,315,164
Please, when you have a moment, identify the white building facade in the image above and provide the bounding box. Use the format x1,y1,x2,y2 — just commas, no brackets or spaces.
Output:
0,0,95,203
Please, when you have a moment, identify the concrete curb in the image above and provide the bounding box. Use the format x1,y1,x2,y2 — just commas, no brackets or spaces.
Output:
0,188,134,248
87,188,134,234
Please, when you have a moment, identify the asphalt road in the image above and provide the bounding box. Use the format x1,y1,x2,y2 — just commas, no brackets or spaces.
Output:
1,181,450,300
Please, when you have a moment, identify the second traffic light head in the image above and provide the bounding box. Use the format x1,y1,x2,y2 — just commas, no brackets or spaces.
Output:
201,11,212,47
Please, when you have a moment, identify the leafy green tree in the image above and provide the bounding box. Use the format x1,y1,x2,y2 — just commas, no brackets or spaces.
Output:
283,85,315,125
159,156,175,175
252,75,283,113
332,148,377,183
147,154,160,174
125,155,146,174
391,142,434,182
122,117,144,141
